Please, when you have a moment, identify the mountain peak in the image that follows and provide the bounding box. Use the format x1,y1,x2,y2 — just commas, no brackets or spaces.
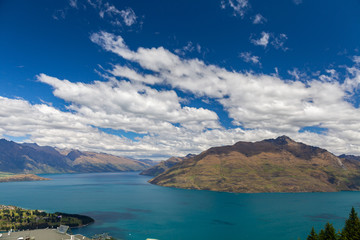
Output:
265,135,295,145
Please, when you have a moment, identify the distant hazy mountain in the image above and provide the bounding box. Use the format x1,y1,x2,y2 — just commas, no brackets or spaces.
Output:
149,136,360,193
0,139,150,174
135,159,157,166
140,154,195,176
66,150,150,172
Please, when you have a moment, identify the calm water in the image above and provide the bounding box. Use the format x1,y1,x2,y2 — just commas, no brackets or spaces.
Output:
1,172,360,240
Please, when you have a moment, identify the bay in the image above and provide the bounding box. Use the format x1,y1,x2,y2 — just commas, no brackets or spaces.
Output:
1,172,360,240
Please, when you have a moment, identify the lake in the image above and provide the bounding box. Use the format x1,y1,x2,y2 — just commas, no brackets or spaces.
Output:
1,172,360,240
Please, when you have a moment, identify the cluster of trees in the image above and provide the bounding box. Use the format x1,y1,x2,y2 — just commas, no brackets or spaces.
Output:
307,207,360,240
0,207,94,231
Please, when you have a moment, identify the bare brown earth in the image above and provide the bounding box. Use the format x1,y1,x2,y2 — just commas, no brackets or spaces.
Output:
0,174,50,183
149,136,360,193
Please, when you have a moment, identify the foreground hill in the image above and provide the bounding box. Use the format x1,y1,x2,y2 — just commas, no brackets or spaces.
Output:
0,139,150,174
140,154,195,176
149,136,360,193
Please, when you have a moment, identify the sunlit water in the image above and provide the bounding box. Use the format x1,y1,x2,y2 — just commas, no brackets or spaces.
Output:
1,172,360,240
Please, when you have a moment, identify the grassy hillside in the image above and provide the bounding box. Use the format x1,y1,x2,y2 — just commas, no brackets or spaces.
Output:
149,136,360,193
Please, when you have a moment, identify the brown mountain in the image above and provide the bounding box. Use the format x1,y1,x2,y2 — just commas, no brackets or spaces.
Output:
0,139,150,174
140,154,195,176
149,136,360,193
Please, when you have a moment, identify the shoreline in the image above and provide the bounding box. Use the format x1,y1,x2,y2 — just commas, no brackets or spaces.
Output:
0,205,94,232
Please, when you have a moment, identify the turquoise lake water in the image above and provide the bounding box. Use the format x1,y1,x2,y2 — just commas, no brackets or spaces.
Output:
1,172,360,240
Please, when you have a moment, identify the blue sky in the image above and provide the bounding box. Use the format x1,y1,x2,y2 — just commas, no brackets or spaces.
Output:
1,0,360,159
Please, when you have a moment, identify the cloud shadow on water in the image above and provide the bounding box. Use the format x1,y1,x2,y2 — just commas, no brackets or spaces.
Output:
305,213,345,222
81,211,137,225
211,219,236,226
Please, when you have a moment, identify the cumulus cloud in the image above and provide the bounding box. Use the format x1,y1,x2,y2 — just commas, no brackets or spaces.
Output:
3,31,360,159
239,52,261,65
37,73,220,132
88,31,360,156
0,96,273,159
251,32,270,48
252,14,266,24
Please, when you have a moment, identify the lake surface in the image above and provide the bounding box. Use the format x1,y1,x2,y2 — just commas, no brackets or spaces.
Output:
1,172,360,240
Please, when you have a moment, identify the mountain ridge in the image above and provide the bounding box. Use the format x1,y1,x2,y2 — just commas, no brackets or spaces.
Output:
0,139,150,174
149,136,360,193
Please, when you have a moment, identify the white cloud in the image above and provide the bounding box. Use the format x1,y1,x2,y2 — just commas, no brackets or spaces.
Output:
86,1,138,27
353,56,360,65
4,31,360,159
119,8,137,26
293,0,303,5
252,14,266,24
37,73,219,132
251,32,270,48
319,69,339,83
174,41,202,56
239,52,261,65
220,0,226,9
69,0,78,8
52,9,66,20
221,0,249,17
287,68,307,81
88,31,360,156
251,32,288,51
271,33,288,51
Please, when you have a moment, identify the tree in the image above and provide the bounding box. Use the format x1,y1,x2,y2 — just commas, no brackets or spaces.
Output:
307,227,319,240
318,222,338,240
340,207,360,240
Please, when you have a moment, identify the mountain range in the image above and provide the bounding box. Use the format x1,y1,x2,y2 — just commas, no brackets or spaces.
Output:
0,139,151,174
140,154,195,176
3,136,360,193
149,136,360,193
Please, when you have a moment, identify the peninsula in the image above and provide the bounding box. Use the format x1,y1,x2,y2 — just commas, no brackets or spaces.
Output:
0,205,94,231
0,173,49,183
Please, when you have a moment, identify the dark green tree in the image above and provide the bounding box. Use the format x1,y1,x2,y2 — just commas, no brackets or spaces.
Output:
340,207,360,240
307,227,319,240
318,222,338,240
